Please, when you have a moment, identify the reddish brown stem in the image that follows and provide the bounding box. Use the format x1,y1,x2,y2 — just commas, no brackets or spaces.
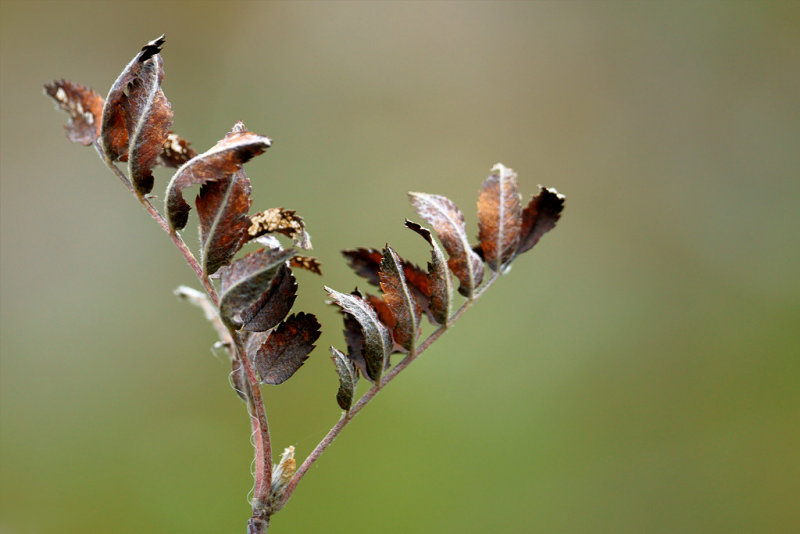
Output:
93,141,219,305
277,272,499,509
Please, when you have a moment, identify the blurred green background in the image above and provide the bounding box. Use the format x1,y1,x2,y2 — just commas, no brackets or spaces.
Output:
2,1,798,533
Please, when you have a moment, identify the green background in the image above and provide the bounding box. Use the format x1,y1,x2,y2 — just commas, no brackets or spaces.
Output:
2,2,798,533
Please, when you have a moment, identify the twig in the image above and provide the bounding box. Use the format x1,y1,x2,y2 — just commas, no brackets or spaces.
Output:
93,141,220,305
278,272,500,508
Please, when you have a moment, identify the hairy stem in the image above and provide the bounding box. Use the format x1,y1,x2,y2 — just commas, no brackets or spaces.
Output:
278,272,499,508
93,141,219,305
228,330,273,517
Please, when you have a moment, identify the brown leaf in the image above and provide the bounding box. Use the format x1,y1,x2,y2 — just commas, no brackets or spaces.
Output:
342,248,430,300
166,121,271,231
219,247,294,329
330,347,357,411
326,286,392,383
248,208,312,249
478,163,522,271
289,255,322,275
405,220,453,326
249,313,321,385
379,246,422,352
516,186,566,255
408,192,484,297
157,132,196,167
238,264,297,333
340,295,368,379
100,36,169,166
44,80,104,146
196,167,252,276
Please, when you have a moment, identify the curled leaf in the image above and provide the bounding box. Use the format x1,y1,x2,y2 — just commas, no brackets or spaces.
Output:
100,35,167,164
330,347,357,411
409,192,484,297
405,220,453,326
240,265,297,332
478,163,522,271
197,168,252,276
44,80,104,145
249,313,321,385
289,255,322,275
166,121,271,231
379,246,422,352
219,247,295,329
248,208,312,249
326,286,392,383
516,187,565,255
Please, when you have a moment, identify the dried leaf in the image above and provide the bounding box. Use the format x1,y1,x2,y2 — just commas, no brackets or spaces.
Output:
44,80,104,145
219,247,294,329
238,265,297,332
330,347,357,411
100,36,168,166
248,208,312,249
340,298,368,379
158,132,196,167
516,187,566,255
379,246,421,352
249,313,321,385
326,286,392,383
289,255,322,275
342,248,430,300
166,121,271,231
409,192,484,297
405,220,453,326
478,163,522,270
196,167,252,276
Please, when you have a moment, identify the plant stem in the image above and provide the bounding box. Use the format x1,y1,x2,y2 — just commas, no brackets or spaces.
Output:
229,330,273,517
93,141,219,305
277,272,500,509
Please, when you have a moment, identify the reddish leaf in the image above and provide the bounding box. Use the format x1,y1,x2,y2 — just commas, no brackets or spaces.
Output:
158,132,196,167
196,167,252,276
405,220,453,326
249,313,321,385
326,286,392,383
100,36,169,165
340,295,368,379
478,163,522,271
516,187,565,255
237,265,297,333
289,255,322,275
342,248,430,301
365,293,396,332
330,347,357,411
166,121,271,231
379,246,422,352
248,208,312,249
409,192,484,297
44,80,104,146
219,247,294,329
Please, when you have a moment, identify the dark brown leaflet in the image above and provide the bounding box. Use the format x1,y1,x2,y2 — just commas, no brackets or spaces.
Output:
379,246,421,352
166,121,271,232
44,80,104,146
478,163,522,271
409,192,484,297
249,313,321,385
219,248,295,329
196,167,252,276
516,186,565,255
405,220,453,326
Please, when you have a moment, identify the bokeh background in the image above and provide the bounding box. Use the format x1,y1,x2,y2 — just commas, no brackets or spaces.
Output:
2,1,798,533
